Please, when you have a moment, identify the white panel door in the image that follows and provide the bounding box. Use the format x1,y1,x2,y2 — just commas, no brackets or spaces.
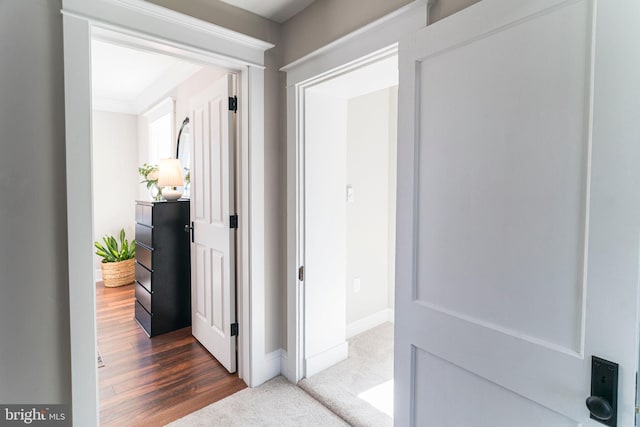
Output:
304,91,348,376
395,1,640,426
190,74,237,373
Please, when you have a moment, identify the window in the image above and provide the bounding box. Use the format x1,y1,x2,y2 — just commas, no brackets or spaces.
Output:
143,97,175,165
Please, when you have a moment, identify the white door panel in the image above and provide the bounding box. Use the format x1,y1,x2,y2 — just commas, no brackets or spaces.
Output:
395,0,640,426
190,74,237,373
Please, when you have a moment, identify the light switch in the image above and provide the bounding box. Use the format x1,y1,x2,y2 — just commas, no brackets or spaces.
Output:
347,185,354,203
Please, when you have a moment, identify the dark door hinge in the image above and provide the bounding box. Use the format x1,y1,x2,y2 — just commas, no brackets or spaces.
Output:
298,266,304,282
230,322,239,337
229,96,238,113
230,214,238,229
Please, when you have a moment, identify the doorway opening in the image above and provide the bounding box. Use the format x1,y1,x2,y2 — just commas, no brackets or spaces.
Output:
296,53,398,426
90,31,243,426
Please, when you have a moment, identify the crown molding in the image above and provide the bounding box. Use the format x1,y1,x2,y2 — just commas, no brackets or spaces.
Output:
104,0,274,51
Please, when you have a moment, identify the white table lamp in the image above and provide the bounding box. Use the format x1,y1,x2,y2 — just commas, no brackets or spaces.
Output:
158,158,184,201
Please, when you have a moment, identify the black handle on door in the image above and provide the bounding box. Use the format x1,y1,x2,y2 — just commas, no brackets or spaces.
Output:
586,356,618,427
586,396,613,421
185,222,194,243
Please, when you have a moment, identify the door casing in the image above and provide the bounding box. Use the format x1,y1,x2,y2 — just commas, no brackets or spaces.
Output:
62,1,273,424
282,0,430,382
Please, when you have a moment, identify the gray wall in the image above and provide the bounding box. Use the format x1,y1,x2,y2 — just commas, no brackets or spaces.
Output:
0,0,71,404
280,0,415,65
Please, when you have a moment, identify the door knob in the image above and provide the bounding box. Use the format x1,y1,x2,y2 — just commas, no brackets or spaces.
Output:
586,396,613,421
185,222,194,242
587,356,618,427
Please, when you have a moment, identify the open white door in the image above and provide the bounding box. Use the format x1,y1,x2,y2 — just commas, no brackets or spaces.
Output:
303,91,348,377
190,74,237,373
395,1,640,426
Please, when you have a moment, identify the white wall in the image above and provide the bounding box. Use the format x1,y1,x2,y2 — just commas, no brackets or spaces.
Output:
92,110,139,276
0,0,71,404
346,87,397,335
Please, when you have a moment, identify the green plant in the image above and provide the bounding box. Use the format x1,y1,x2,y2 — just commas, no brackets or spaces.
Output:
94,229,136,263
138,163,159,189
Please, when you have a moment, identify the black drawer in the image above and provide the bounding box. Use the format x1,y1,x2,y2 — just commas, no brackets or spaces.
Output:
135,282,152,313
135,223,153,248
136,203,152,226
135,301,151,336
135,263,152,292
135,244,152,270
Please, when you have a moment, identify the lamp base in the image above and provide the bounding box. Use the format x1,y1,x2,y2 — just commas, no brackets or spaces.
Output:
161,188,182,201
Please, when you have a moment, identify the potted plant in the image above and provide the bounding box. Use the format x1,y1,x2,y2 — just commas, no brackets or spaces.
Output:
95,229,136,287
139,163,162,201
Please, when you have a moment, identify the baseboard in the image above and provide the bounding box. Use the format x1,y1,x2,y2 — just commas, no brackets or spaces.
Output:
305,341,348,378
346,308,394,339
251,348,284,387
95,268,103,282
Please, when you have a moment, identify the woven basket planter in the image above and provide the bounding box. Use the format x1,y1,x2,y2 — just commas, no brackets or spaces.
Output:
101,259,135,287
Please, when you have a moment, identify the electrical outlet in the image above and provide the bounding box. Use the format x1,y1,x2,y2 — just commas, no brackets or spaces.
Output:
354,277,361,293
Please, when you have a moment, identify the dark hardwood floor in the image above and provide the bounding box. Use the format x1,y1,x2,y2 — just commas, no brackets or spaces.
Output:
96,282,246,427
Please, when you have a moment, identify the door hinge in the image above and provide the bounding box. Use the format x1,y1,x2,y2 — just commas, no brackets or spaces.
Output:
298,266,304,282
230,214,238,229
228,96,238,113
230,322,239,337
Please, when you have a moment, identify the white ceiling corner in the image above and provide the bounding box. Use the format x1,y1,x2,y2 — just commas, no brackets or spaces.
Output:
91,39,203,115
219,0,316,23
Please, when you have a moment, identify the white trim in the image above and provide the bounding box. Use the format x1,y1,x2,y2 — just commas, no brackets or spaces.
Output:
255,349,286,385
281,0,427,86
105,0,274,51
285,2,427,384
281,0,424,73
62,2,270,424
305,342,348,378
346,309,394,340
90,25,266,70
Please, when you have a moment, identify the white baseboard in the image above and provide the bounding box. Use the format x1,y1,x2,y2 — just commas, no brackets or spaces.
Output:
305,341,348,378
251,348,284,386
346,308,394,339
95,268,102,282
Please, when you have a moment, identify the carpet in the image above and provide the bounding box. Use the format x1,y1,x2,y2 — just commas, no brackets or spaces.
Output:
298,322,394,427
165,376,349,427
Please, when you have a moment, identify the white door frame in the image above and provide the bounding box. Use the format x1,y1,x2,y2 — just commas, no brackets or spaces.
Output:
281,0,430,383
62,0,272,424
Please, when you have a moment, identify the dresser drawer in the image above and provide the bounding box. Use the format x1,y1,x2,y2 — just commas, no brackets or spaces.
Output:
135,244,153,270
135,301,151,336
135,282,152,313
136,203,152,226
135,263,152,292
135,223,153,248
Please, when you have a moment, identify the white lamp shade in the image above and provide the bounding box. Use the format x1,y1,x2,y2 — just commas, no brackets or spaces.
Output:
158,158,184,187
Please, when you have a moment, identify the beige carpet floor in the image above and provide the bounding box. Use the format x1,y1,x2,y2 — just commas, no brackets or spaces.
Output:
165,376,349,427
298,322,394,427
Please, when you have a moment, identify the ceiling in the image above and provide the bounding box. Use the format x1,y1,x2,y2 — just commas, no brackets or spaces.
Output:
91,39,203,114
219,0,316,23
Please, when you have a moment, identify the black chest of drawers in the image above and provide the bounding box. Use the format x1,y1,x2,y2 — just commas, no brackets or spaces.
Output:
134,200,191,337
